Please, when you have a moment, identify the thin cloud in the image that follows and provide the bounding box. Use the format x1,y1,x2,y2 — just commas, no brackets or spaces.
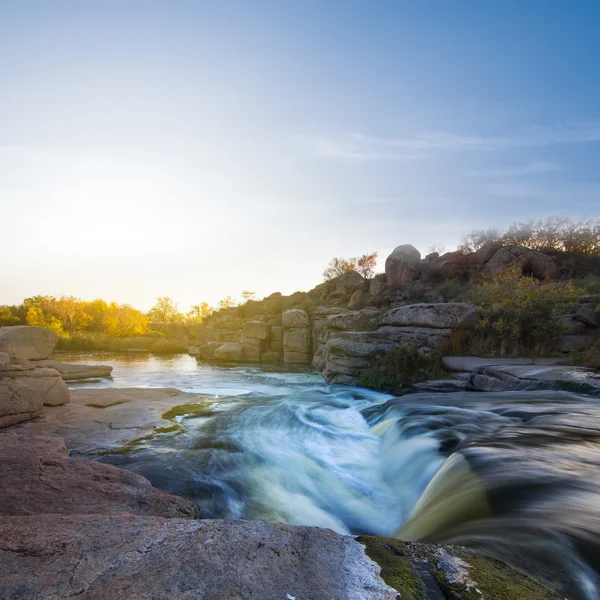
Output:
467,161,561,178
310,121,600,160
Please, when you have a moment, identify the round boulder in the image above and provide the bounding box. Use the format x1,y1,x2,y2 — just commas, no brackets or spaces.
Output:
0,326,58,360
385,244,421,288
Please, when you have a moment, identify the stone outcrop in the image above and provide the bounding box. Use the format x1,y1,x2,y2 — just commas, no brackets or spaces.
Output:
283,309,311,364
555,294,600,353
378,302,478,329
0,352,71,428
385,244,421,287
0,514,401,600
0,325,58,359
0,378,43,428
482,245,557,279
314,303,478,385
442,356,600,397
1,361,70,407
0,432,200,518
188,241,598,374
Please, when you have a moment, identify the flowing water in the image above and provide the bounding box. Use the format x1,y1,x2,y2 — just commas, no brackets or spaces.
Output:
64,352,600,598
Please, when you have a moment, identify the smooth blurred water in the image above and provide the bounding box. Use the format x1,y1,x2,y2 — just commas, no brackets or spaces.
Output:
62,352,600,599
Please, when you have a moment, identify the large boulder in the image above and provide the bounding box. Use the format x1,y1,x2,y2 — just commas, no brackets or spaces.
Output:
244,320,270,340
385,244,422,289
0,515,399,600
282,309,309,329
483,246,557,279
573,305,600,329
212,342,244,361
0,326,58,360
379,303,478,329
0,432,201,518
3,366,70,406
282,309,311,364
0,379,43,428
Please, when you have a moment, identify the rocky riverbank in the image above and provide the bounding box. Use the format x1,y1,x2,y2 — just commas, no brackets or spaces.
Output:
0,430,562,599
0,323,588,598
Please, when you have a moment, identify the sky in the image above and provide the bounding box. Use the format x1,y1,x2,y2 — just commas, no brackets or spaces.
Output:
1,0,600,311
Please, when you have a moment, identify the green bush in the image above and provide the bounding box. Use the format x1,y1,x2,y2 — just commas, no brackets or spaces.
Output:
467,266,583,356
575,274,600,294
437,280,469,302
358,344,443,391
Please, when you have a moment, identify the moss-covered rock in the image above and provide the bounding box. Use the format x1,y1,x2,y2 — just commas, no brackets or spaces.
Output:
357,536,563,600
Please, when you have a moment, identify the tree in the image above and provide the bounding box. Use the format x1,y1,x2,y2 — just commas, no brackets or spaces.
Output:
240,291,256,303
103,303,149,336
148,297,182,324
323,252,378,280
217,296,236,310
458,217,600,256
186,302,213,323
52,296,91,334
356,252,378,278
84,299,109,332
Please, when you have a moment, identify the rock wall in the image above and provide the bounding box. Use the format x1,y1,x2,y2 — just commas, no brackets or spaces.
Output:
313,303,478,385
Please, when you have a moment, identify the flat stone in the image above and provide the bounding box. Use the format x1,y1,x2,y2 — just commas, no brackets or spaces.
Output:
379,303,478,329
34,360,113,381
0,516,397,600
442,356,562,372
8,387,203,455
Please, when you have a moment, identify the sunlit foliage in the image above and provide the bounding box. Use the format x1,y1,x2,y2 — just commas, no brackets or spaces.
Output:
323,252,378,280
148,297,183,325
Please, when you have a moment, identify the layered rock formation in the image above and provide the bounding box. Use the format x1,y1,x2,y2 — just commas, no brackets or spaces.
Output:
0,325,116,429
0,351,70,428
314,303,478,385
189,241,599,379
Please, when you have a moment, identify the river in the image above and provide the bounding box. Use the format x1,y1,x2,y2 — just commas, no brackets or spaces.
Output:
63,352,600,599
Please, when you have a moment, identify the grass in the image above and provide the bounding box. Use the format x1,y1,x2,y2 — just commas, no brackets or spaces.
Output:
56,333,188,354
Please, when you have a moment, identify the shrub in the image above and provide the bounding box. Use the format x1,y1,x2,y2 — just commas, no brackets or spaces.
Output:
437,280,469,302
358,344,443,391
467,267,583,356
576,274,600,295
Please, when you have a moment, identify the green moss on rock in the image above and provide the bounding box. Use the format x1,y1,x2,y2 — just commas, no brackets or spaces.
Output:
356,536,426,600
357,536,562,600
434,549,563,600
161,403,214,420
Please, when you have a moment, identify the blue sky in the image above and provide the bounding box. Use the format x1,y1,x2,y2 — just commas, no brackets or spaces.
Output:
1,1,599,309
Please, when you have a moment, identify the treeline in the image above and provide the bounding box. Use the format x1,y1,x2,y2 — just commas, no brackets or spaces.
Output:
459,217,600,255
0,293,258,337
